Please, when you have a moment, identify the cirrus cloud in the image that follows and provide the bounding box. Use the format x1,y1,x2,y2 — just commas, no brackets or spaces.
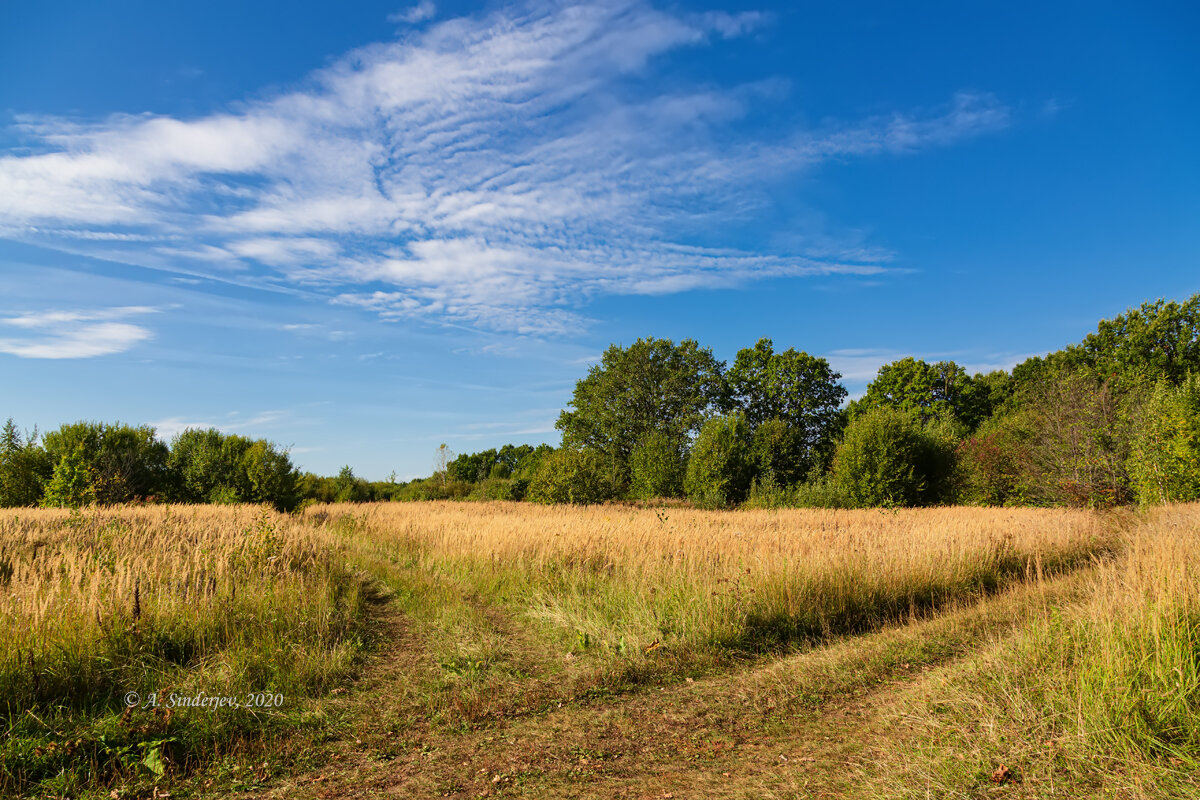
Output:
0,1,1009,335
0,306,158,359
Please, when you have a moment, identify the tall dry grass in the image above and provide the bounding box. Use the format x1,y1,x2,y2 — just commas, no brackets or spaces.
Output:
0,504,368,793
308,502,1116,658
0,505,364,710
880,503,1200,797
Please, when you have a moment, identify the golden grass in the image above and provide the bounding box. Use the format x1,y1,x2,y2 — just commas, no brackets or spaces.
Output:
873,502,1200,798
307,502,1116,659
0,504,365,738
0,500,1154,798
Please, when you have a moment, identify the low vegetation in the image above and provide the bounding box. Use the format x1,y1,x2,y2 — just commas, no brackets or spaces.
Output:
9,501,1200,798
0,505,368,795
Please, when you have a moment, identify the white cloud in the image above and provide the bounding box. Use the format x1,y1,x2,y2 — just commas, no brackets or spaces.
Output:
0,306,158,359
388,1,436,24
0,1,1011,336
149,409,290,440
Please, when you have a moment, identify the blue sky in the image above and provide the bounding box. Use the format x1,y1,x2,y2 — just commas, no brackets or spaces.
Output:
1,0,1196,479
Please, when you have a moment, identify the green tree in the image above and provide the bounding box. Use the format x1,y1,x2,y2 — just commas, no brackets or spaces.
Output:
242,440,300,511
333,465,370,503
557,338,725,471
749,417,810,487
1011,294,1200,399
0,419,51,507
850,358,994,429
725,338,847,474
833,407,956,507
628,431,687,499
168,428,250,502
168,428,299,510
42,422,170,504
684,413,755,508
1128,375,1200,504
1078,295,1200,389
957,411,1037,505
41,444,97,508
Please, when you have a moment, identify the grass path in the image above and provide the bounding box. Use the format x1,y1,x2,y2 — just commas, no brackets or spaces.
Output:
238,565,1091,800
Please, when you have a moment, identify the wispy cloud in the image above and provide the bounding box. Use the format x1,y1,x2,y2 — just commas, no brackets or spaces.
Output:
0,1,1010,336
388,1,437,25
149,409,291,440
0,306,158,359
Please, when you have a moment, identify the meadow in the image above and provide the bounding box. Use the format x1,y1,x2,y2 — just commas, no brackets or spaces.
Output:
1,501,1196,797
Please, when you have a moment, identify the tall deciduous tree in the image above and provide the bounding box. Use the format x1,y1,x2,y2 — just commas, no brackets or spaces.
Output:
1013,294,1200,397
556,337,725,468
724,338,847,475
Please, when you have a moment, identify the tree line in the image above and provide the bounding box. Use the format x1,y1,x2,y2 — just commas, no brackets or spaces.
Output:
422,293,1200,509
2,293,1197,510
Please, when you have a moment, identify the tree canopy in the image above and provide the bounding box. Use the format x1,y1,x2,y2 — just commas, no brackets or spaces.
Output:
556,337,725,465
850,357,997,429
724,338,847,466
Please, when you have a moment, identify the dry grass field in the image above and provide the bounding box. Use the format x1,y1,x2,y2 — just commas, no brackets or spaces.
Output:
1,501,1196,798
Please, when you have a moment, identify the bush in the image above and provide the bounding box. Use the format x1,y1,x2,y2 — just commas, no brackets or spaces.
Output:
1128,375,1200,504
750,418,810,487
788,473,852,508
467,477,525,501
527,448,622,505
684,413,754,508
168,428,300,511
743,471,850,509
333,465,370,503
958,412,1037,505
832,407,956,507
41,445,97,508
629,432,687,499
743,474,791,509
392,477,473,501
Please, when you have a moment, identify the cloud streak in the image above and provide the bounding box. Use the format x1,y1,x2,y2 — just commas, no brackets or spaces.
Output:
0,1,1010,335
0,306,158,359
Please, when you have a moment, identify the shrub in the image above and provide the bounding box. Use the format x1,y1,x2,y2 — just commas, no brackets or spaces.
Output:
333,465,370,503
40,445,97,508
743,473,791,509
832,407,956,507
684,413,754,508
628,432,687,499
750,418,810,487
958,412,1037,505
788,473,852,508
392,477,473,501
169,428,300,511
743,471,851,509
467,477,525,501
1128,375,1200,504
527,447,621,505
